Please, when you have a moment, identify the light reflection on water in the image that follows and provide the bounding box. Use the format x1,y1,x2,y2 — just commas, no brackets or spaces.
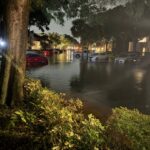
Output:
27,53,150,118
133,69,145,84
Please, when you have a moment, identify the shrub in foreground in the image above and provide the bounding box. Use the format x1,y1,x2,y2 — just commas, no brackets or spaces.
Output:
0,78,150,150
106,107,150,150
20,78,106,149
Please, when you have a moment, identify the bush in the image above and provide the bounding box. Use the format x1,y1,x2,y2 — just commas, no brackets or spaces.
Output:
106,107,150,150
0,78,150,150
20,78,106,149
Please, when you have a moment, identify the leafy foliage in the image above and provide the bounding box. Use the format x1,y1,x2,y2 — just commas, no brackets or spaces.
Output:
23,78,106,149
0,79,150,149
71,19,103,45
71,0,150,51
38,32,79,49
106,107,150,150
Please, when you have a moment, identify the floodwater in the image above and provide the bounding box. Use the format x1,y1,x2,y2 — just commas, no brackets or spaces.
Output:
27,53,150,119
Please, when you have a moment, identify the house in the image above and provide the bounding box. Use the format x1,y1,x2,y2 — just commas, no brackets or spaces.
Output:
128,36,150,53
28,31,50,50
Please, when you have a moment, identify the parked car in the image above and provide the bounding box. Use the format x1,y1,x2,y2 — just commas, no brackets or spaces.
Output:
114,53,141,64
114,54,127,64
90,53,109,62
26,51,48,66
74,50,91,59
74,52,82,58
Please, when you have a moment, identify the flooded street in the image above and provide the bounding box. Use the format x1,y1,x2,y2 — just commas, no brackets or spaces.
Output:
27,53,150,118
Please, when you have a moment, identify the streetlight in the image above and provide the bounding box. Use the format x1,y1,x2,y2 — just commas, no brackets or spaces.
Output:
0,38,6,54
0,38,6,49
0,38,6,48
0,38,7,62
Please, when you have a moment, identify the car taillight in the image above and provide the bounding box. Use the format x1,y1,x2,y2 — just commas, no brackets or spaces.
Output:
43,51,49,56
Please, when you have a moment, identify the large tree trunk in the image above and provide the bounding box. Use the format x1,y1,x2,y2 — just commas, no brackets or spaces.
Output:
0,0,29,106
132,38,138,52
114,36,129,54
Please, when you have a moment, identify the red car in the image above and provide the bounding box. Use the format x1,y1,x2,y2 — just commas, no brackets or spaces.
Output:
42,49,53,57
26,51,48,66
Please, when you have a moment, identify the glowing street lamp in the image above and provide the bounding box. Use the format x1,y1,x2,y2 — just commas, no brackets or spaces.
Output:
0,38,6,48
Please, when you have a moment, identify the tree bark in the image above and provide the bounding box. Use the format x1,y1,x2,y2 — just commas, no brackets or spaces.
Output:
114,36,129,54
132,38,138,52
0,0,29,106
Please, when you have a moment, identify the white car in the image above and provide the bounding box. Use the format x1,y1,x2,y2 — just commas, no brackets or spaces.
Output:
90,53,109,62
114,57,127,64
114,53,141,64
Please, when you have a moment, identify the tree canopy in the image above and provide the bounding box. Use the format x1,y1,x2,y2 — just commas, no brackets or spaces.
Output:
71,0,150,51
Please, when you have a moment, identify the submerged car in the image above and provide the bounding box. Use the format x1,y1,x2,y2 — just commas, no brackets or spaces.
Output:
73,52,82,58
90,53,109,62
114,55,127,64
26,51,48,66
114,53,141,64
